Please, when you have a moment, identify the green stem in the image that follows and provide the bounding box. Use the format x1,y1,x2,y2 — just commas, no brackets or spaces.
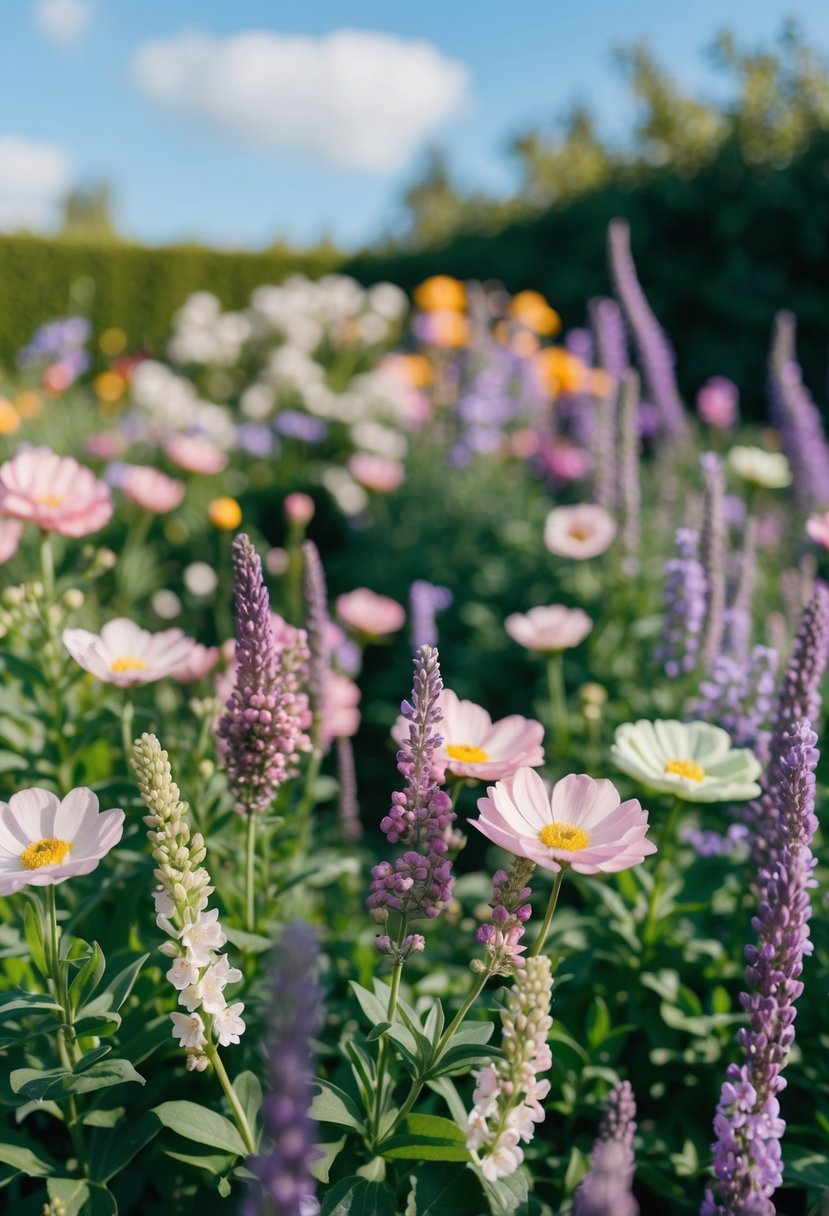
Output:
244,812,257,933
372,951,405,1139
45,886,87,1174
528,869,565,958
643,797,682,949
120,696,135,776
209,1044,257,1156
434,968,490,1058
546,652,569,755
40,530,56,603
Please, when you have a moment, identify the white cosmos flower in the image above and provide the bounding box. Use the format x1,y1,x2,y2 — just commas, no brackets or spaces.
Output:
213,1002,246,1047
728,445,792,489
0,787,124,895
63,618,198,687
611,719,762,803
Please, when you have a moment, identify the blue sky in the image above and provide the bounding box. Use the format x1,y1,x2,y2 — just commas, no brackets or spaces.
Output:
2,1,829,249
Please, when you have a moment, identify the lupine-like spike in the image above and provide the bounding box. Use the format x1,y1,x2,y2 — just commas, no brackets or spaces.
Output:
619,370,641,574
699,453,727,669
336,735,362,841
301,539,330,724
572,1081,639,1216
409,579,452,651
768,312,829,509
659,528,708,677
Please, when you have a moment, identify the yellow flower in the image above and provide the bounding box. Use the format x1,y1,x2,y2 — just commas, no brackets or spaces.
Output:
209,497,242,530
429,311,470,349
14,390,42,419
394,353,434,388
509,290,561,336
0,399,21,434
414,275,467,314
533,348,589,397
94,371,126,404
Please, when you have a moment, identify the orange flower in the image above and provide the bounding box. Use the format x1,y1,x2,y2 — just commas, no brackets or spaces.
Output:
209,497,242,530
511,330,540,359
14,390,43,419
414,275,467,314
94,371,126,404
0,400,20,435
590,369,614,399
429,311,470,349
394,353,434,388
509,290,561,337
533,348,589,398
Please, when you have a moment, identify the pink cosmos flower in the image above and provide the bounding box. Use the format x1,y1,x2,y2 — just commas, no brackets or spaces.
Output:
171,643,220,683
0,518,23,564
86,433,127,460
122,465,186,514
0,787,124,894
544,504,616,559
164,434,228,475
336,588,405,637
541,442,591,484
348,453,405,493
806,509,829,550
472,768,656,875
505,605,592,653
322,672,361,747
432,689,544,782
284,492,315,525
62,618,198,687
697,377,739,429
0,447,113,537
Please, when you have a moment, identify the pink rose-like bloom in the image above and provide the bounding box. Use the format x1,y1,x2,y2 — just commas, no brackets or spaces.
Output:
164,434,228,475
472,768,656,875
697,376,739,429
432,688,544,782
542,442,591,483
336,588,405,637
806,510,829,549
0,786,124,894
171,643,220,683
348,453,405,494
0,447,113,537
284,492,315,525
0,518,23,564
322,672,361,747
122,465,186,514
63,618,198,687
86,433,126,460
505,605,592,654
544,504,616,560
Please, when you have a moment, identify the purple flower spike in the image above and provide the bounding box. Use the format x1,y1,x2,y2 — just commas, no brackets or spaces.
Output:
409,579,453,651
301,539,330,724
768,311,829,509
573,1081,639,1216
659,528,707,678
699,452,727,669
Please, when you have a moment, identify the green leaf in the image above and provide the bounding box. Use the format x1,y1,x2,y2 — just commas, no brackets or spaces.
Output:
351,982,418,1058
365,1021,392,1042
0,1130,61,1177
68,943,106,1016
23,901,47,978
11,1057,144,1100
164,1146,236,1173
0,989,62,1020
585,997,611,1050
309,1136,347,1184
96,952,149,1013
321,1175,396,1216
88,1111,162,1183
310,1079,366,1133
783,1147,829,1190
405,1163,488,1216
423,1000,445,1046
426,1042,504,1079
233,1070,263,1142
48,1178,117,1216
379,1114,469,1162
222,926,276,954
153,1100,248,1157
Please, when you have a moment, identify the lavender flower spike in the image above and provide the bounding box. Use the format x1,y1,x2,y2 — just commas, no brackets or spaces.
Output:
607,219,690,440
619,370,641,574
703,720,819,1216
659,528,707,678
217,534,311,815
409,579,452,651
473,857,535,977
699,452,727,669
768,312,829,509
367,646,455,955
573,1081,639,1216
242,922,321,1216
301,539,330,726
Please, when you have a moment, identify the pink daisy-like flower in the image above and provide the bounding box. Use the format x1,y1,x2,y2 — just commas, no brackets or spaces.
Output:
806,509,829,550
122,465,186,514
0,518,23,564
0,447,113,537
505,605,592,654
544,504,616,560
433,689,544,782
336,588,405,637
348,453,405,494
62,618,198,687
164,434,228,475
284,492,315,525
0,787,124,895
472,768,656,875
322,672,361,747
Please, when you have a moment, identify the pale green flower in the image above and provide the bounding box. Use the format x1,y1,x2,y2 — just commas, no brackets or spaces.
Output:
727,445,792,490
610,719,762,803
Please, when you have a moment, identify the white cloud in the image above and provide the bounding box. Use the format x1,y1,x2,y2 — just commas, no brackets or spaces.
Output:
34,0,93,45
0,136,71,232
132,28,469,173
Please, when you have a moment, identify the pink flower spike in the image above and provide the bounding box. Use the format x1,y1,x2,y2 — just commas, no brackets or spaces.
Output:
472,768,656,875
805,510,829,550
0,787,124,894
0,447,113,537
63,618,199,687
121,465,186,514
336,588,405,637
164,434,228,475
431,689,544,782
544,504,616,559
505,605,592,654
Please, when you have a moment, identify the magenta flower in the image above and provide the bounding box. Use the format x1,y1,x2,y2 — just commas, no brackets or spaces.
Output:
544,504,616,559
0,446,113,537
121,464,186,514
472,768,656,875
0,787,124,894
63,618,198,687
505,605,592,653
336,588,405,637
432,689,544,782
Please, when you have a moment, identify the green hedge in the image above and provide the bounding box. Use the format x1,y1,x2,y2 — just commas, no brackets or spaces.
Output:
0,236,341,368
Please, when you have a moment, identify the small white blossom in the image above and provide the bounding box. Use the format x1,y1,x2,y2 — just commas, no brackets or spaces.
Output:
212,1002,246,1047
198,954,243,1015
170,1011,207,1051
166,957,199,991
180,907,226,966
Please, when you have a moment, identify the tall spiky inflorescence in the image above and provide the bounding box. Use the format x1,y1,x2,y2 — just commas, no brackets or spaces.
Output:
702,719,819,1216
242,922,321,1216
409,579,453,651
217,535,311,815
132,733,245,1071
473,857,535,977
589,296,629,382
699,453,727,669
619,370,642,573
572,1081,639,1216
743,581,829,866
336,735,362,841
607,218,689,441
695,645,778,759
768,311,829,510
466,955,554,1182
367,646,455,958
659,528,708,678
301,539,330,734
589,296,628,510
724,514,757,664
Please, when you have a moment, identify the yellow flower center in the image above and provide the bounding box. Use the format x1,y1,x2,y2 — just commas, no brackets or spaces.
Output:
446,743,489,764
20,837,73,870
110,655,149,674
664,758,706,783
568,526,591,541
538,822,590,851
37,494,63,508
